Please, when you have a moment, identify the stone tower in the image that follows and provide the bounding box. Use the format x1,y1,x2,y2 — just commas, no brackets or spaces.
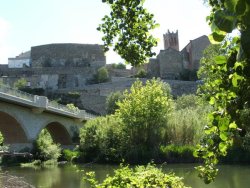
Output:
163,30,179,51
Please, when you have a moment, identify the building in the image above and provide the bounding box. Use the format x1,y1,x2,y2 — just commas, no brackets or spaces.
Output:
1,43,106,90
147,30,210,80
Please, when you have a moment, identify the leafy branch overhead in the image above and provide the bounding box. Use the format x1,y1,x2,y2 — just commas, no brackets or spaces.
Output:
98,0,159,67
196,0,250,184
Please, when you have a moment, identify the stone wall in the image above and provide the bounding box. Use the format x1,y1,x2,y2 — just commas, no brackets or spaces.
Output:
57,78,198,115
158,48,182,79
31,43,106,68
190,35,210,70
0,67,97,90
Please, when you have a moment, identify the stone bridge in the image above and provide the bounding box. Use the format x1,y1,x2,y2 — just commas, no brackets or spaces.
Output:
0,85,95,151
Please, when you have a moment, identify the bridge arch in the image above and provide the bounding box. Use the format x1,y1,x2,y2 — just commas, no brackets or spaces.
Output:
0,111,28,143
40,121,72,145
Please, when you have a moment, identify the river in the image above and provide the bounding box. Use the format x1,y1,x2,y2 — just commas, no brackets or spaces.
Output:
1,163,250,188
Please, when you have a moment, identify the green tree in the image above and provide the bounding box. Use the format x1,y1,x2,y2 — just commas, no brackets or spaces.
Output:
135,69,147,78
194,0,250,184
13,78,27,89
106,91,124,114
116,79,173,160
0,131,4,145
111,63,126,69
35,129,61,161
79,115,126,163
98,0,158,67
95,66,109,83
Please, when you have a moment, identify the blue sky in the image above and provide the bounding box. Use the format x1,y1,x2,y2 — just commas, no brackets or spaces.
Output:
0,0,210,64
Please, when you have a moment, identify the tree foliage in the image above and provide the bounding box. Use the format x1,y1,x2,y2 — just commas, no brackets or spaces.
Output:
111,63,126,69
98,0,159,67
105,91,124,114
35,129,61,161
116,79,173,159
79,115,126,163
83,163,189,188
94,66,109,83
13,78,27,89
195,0,250,184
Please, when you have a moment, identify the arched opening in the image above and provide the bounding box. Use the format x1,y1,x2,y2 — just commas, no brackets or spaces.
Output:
44,122,72,145
0,111,28,143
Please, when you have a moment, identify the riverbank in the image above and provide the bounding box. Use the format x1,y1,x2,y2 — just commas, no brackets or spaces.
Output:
0,172,34,188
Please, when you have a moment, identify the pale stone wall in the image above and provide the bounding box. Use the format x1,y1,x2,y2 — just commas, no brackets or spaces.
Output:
158,49,182,79
31,43,106,68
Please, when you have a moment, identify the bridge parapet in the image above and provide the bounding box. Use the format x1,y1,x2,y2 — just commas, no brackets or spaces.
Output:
0,84,96,120
0,84,34,102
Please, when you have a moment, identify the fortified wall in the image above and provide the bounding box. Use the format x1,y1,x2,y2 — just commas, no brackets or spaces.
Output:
31,43,105,68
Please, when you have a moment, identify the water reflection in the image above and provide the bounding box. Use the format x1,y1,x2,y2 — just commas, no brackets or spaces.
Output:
1,164,250,188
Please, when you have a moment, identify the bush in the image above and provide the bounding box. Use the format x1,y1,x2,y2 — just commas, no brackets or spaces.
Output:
95,67,109,83
105,91,124,114
66,103,80,113
63,149,80,162
83,163,189,188
79,115,126,163
135,69,147,78
116,78,173,162
159,145,197,163
13,78,27,89
67,92,80,99
111,63,126,69
34,129,61,161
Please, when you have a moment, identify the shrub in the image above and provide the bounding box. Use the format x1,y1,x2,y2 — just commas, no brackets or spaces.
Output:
35,129,61,161
83,163,189,188
95,67,109,83
67,92,80,99
135,69,147,78
66,103,80,113
0,131,3,146
105,91,124,114
116,79,173,162
159,145,197,163
79,115,126,163
63,149,80,162
13,78,27,89
111,63,126,69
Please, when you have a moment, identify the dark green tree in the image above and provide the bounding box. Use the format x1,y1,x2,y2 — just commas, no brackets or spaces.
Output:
98,0,159,67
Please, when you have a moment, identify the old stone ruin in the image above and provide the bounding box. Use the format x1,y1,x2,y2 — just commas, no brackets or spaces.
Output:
0,31,210,115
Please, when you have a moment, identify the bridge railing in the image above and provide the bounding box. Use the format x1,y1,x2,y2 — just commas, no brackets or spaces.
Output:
0,84,34,102
47,101,80,115
0,84,96,120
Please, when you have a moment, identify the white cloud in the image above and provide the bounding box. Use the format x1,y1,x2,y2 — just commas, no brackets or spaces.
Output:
0,17,10,64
